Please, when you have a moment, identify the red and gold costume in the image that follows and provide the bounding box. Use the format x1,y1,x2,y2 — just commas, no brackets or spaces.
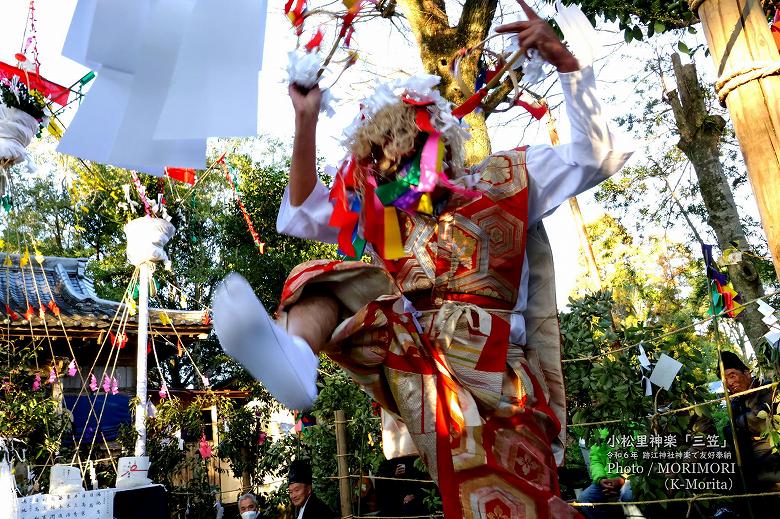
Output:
279,148,579,518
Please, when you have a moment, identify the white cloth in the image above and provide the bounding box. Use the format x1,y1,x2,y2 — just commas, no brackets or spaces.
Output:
0,104,38,166
276,66,633,344
124,216,176,266
1,458,18,519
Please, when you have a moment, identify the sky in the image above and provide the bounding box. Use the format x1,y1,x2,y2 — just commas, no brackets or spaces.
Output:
0,0,730,309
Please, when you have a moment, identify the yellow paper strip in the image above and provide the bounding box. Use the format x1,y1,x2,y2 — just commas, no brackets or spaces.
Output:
383,207,405,259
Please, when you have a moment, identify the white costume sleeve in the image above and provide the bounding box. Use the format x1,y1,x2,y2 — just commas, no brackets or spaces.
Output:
525,65,633,224
276,179,338,243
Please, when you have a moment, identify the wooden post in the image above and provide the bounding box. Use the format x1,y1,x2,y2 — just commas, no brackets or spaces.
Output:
334,410,352,519
691,0,780,278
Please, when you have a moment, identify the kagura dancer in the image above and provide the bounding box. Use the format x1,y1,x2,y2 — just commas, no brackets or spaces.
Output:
214,3,631,517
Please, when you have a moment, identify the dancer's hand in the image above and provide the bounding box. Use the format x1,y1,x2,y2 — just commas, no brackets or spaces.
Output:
289,83,322,123
495,0,579,73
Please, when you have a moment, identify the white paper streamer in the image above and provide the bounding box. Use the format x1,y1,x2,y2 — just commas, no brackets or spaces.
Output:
554,0,600,67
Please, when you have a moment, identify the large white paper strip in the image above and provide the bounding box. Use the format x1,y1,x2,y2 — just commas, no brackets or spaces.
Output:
155,0,267,139
18,489,113,519
106,0,205,173
85,0,152,74
58,0,266,175
61,0,97,67
649,353,683,391
57,67,134,166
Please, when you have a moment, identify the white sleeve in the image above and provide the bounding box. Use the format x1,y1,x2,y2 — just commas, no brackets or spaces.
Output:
525,65,634,224
276,179,339,244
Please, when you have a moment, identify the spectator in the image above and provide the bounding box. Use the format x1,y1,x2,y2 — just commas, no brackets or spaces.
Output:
578,429,633,519
288,460,335,519
376,456,430,517
237,493,259,519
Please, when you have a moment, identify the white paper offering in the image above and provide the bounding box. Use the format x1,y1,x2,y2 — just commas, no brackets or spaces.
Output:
58,0,266,175
61,0,97,67
649,353,683,391
756,299,775,317
155,0,267,140
765,330,780,348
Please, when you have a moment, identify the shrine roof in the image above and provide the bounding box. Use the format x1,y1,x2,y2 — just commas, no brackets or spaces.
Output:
0,254,211,338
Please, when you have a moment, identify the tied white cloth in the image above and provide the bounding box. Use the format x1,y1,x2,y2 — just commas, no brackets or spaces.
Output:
431,301,493,351
124,217,176,266
0,104,38,166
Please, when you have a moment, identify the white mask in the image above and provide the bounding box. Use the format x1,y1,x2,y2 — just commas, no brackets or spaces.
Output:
241,512,258,519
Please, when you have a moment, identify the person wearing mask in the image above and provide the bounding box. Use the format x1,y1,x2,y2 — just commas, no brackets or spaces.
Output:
237,493,259,519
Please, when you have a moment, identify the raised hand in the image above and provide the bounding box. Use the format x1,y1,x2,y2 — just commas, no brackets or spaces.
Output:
495,0,579,73
289,83,322,123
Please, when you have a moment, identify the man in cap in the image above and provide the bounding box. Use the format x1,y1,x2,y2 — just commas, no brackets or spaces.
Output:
719,351,780,493
288,460,335,519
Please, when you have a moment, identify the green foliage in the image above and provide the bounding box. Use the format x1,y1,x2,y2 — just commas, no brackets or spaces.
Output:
562,289,717,507
221,357,384,518
0,340,71,490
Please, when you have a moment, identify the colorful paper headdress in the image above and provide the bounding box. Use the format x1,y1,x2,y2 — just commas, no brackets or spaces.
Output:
329,75,476,261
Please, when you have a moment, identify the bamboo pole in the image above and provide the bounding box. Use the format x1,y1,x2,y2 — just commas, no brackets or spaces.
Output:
334,410,353,519
691,0,780,278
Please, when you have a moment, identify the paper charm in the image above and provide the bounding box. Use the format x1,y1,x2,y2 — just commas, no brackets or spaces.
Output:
68,359,78,377
637,343,651,369
19,248,29,267
47,299,61,317
649,353,683,391
756,299,780,348
5,305,18,321
765,330,780,348
47,367,57,384
111,376,119,395
641,376,653,396
159,311,171,326
198,433,212,459
159,384,168,399
88,461,98,491
146,400,157,418
757,298,775,317
174,429,184,451
23,305,34,321
201,375,210,388
32,373,41,391
89,373,98,392
515,94,548,120
102,373,111,393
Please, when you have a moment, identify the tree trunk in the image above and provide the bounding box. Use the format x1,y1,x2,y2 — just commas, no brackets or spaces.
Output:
692,0,780,279
666,53,766,351
398,0,497,163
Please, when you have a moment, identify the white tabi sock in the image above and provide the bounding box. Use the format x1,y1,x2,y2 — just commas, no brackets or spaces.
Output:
212,273,318,410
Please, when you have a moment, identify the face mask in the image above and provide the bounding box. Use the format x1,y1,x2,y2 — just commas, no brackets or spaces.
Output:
241,512,258,519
